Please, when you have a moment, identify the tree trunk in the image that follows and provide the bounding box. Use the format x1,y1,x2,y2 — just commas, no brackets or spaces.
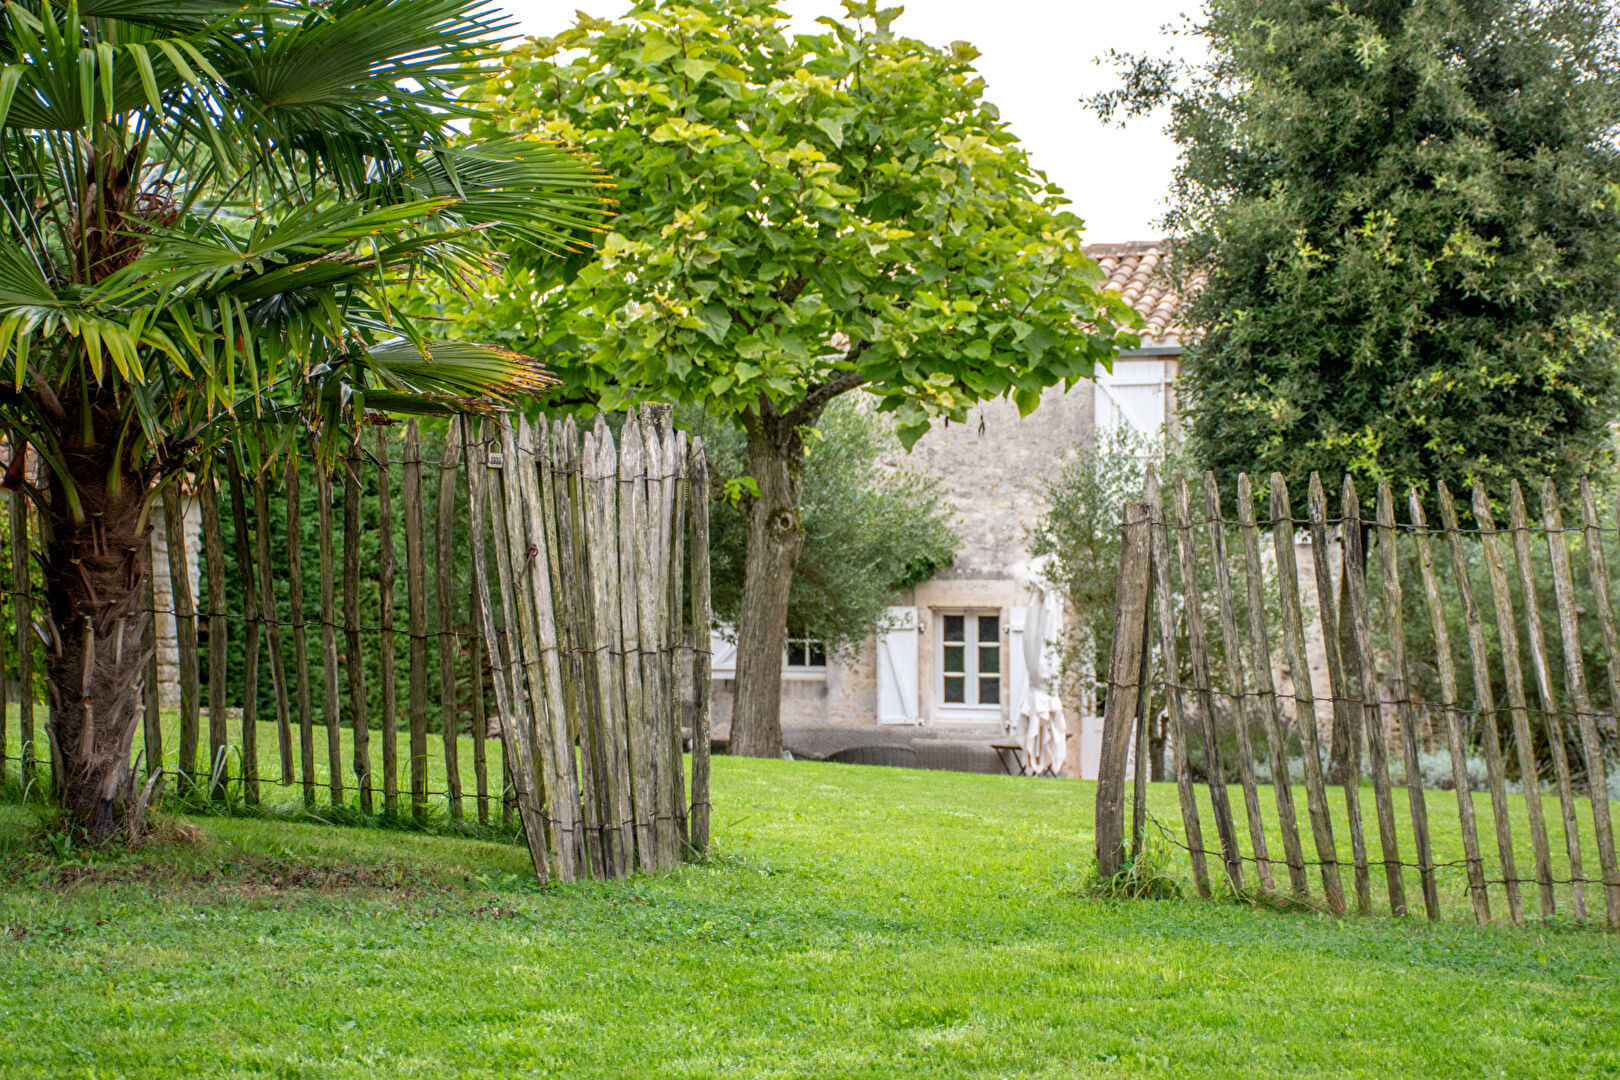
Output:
38,399,155,841
729,413,806,759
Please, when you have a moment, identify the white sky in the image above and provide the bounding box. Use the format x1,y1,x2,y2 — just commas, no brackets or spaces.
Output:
499,0,1206,243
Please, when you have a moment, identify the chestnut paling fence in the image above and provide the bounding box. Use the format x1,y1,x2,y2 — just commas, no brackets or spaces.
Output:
1094,467,1620,928
0,410,713,885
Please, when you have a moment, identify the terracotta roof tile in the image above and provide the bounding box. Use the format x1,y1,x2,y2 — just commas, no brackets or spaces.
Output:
1084,240,1201,349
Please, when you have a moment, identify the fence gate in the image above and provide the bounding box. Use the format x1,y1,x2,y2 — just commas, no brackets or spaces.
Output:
1095,466,1620,928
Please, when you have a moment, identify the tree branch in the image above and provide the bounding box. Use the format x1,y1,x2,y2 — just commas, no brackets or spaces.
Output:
781,350,870,430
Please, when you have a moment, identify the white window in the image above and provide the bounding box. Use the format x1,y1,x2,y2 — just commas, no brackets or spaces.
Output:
709,625,737,679
785,637,827,670
937,611,1002,714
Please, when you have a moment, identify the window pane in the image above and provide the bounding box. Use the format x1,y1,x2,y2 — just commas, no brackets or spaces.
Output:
809,642,826,667
978,615,1000,642
787,641,806,667
943,645,965,673
944,614,965,642
978,645,1000,674
979,677,1000,705
944,675,965,704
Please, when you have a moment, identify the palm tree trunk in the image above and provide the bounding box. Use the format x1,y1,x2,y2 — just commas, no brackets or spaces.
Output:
39,402,154,840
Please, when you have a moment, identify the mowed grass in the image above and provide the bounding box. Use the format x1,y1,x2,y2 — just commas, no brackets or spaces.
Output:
1,745,1618,1079
2,702,1611,916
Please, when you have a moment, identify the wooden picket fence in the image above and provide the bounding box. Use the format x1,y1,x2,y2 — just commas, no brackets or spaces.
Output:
0,408,712,885
1095,467,1620,928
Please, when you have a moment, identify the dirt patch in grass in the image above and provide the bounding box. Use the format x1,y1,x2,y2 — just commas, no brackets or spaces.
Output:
18,854,445,900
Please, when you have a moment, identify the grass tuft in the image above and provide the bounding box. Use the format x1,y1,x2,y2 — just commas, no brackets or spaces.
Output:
1084,840,1184,901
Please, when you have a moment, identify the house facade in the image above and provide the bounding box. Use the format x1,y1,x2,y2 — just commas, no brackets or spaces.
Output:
708,241,1192,774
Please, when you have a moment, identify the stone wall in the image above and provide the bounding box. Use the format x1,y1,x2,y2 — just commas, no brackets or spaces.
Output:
885,383,1095,582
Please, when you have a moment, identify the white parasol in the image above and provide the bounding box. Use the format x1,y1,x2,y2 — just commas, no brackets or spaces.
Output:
1012,555,1067,775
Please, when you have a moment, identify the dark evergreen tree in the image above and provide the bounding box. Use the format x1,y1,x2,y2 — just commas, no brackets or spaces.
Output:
1096,0,1620,512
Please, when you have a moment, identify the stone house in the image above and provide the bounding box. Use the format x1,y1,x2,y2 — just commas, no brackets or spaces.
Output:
709,240,1195,774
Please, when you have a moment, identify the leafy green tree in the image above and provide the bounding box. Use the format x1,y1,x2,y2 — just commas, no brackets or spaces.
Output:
1094,0,1620,513
459,0,1137,756
0,0,604,838
694,397,959,656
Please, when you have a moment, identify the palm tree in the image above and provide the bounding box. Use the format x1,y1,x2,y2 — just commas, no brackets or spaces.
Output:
0,0,607,839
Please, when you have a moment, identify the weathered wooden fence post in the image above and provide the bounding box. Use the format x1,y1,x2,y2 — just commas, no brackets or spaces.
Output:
344,442,371,813
467,419,552,883
317,465,343,807
376,430,399,818
253,470,294,787
435,419,464,820
403,423,428,820
689,437,713,858
1094,500,1151,879
162,480,199,794
285,452,316,806
198,468,230,796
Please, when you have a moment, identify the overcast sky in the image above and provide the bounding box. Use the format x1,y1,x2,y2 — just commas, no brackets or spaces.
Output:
499,0,1206,243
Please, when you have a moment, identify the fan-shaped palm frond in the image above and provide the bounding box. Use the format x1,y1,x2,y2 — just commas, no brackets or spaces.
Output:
1,0,607,502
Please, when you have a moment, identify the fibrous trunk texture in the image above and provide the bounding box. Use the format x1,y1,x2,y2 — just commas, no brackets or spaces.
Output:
40,391,155,840
729,416,805,759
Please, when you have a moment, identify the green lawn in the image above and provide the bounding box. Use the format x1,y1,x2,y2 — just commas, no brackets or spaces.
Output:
0,752,1617,1078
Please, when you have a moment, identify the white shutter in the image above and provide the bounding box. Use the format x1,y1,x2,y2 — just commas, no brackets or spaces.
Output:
709,624,737,679
1095,359,1168,439
876,606,920,724
1007,605,1028,731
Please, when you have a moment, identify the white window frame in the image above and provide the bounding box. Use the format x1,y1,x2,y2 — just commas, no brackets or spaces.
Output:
783,636,828,680
934,609,1004,720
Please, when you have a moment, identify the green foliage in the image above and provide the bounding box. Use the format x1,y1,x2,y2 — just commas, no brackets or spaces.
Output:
2,762,1619,1076
1096,0,1620,513
0,0,607,499
458,0,1138,445
690,398,959,654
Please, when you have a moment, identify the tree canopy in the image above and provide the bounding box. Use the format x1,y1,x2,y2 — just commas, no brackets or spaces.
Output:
1096,0,1620,509
461,0,1136,442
